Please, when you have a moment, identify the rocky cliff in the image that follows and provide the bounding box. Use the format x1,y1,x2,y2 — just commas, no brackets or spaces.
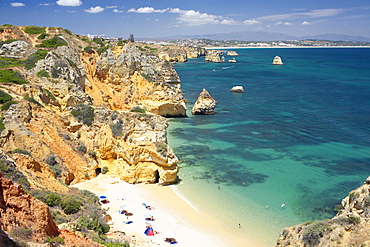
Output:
0,25,182,186
276,177,370,247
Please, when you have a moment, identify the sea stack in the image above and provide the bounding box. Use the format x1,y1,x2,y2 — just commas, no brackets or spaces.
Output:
230,86,244,93
272,55,283,65
191,88,217,115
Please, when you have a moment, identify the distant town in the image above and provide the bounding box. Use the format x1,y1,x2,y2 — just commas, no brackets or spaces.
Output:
88,34,370,48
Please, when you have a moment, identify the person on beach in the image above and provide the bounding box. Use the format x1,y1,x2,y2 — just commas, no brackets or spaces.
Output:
238,223,241,228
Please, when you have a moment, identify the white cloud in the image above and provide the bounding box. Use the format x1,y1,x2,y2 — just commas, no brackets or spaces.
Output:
128,7,238,26
56,0,82,7
274,21,283,25
39,3,50,6
243,19,260,25
258,8,343,21
106,5,117,9
67,10,76,13
10,2,25,7
301,21,311,25
113,9,124,13
84,6,104,14
128,7,168,14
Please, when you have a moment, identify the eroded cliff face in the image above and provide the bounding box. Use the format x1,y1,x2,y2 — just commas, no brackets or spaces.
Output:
0,172,59,241
276,177,370,247
0,25,182,186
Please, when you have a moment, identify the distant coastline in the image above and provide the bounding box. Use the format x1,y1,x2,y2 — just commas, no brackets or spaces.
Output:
205,46,370,49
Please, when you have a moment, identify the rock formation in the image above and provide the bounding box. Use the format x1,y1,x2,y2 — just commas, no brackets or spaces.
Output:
0,172,59,241
191,88,217,115
205,50,224,63
227,51,239,56
0,25,182,186
276,177,370,247
272,55,283,65
230,86,244,93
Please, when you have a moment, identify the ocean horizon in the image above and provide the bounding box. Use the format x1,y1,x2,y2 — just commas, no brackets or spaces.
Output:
167,47,370,245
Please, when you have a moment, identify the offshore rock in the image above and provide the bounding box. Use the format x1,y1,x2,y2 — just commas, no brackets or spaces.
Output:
191,88,217,115
272,55,283,65
227,51,239,56
205,50,224,63
230,86,244,93
276,177,370,246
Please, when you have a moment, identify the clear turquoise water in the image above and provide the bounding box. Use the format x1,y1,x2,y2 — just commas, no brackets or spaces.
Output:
168,48,370,246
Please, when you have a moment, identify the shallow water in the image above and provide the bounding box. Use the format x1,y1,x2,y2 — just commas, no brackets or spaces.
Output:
168,48,370,246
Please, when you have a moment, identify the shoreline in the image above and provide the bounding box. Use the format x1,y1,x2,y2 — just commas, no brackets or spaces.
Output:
205,46,370,49
73,175,266,247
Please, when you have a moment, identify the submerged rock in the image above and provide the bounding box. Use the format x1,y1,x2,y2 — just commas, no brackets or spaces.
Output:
272,55,283,65
230,86,244,93
191,88,217,115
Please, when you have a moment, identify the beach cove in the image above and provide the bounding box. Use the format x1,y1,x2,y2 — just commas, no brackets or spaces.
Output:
75,47,370,247
74,175,262,246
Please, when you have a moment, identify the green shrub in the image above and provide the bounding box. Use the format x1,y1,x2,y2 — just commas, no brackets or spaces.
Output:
42,88,56,99
24,25,45,34
88,150,97,159
10,227,32,239
130,106,146,113
37,33,50,40
39,35,68,48
23,49,48,70
24,95,43,107
71,104,95,125
0,117,4,132
45,154,57,166
101,166,108,174
64,29,72,35
84,46,94,54
0,69,29,84
1,100,17,111
60,196,82,214
81,37,90,42
46,193,61,207
0,57,23,68
109,119,123,136
77,142,87,153
36,69,50,78
302,221,329,246
12,149,31,156
0,90,12,103
45,236,64,244
348,216,361,224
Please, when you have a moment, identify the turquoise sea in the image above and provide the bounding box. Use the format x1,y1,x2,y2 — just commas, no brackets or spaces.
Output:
167,48,370,246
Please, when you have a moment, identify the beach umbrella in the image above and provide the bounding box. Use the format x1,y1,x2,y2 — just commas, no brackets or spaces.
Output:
144,227,155,236
99,196,107,199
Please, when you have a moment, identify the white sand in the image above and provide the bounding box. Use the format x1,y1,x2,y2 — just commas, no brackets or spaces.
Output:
73,174,265,247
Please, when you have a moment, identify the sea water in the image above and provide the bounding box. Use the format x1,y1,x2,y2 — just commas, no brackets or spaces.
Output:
167,48,370,246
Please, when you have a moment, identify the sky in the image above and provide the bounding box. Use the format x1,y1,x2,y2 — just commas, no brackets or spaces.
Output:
1,0,370,39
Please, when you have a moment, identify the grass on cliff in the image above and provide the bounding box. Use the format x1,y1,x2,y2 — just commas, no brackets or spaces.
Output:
0,69,29,84
71,104,95,126
37,35,68,48
24,25,46,35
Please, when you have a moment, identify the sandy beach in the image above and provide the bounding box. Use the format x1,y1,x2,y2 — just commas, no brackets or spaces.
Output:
73,174,266,247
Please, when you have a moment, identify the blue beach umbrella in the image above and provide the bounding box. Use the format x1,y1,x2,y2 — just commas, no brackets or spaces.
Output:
99,196,107,199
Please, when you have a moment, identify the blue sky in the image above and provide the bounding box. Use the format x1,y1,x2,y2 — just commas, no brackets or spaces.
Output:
1,0,369,39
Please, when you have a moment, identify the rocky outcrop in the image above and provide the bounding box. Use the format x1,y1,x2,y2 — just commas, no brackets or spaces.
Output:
272,55,283,65
230,86,244,93
276,177,370,247
184,47,206,58
191,88,217,115
0,41,35,59
158,47,187,62
227,51,239,56
205,50,224,63
0,172,59,241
